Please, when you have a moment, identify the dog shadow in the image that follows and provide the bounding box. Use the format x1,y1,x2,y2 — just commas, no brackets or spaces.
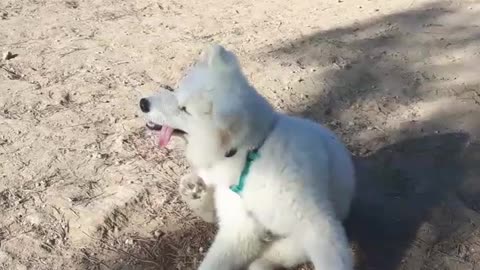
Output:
346,132,478,270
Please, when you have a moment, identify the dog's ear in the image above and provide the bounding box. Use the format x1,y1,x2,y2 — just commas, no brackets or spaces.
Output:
199,44,238,71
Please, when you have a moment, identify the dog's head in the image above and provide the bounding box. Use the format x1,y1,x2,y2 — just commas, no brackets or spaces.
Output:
139,44,275,166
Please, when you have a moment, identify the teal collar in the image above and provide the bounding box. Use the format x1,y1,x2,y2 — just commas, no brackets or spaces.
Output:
230,149,261,194
229,116,278,195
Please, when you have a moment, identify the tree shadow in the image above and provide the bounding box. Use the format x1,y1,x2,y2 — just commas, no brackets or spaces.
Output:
262,2,480,124
263,1,480,269
81,219,216,270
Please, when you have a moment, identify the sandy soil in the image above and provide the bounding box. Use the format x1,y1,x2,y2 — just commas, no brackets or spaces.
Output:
1,0,480,269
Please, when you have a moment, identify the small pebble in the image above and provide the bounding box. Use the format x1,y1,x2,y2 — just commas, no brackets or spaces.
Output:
48,238,56,245
125,238,133,245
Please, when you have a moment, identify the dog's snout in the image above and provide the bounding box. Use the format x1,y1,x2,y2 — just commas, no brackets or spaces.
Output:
139,98,150,113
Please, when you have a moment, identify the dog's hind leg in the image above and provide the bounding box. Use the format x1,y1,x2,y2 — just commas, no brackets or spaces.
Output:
249,234,306,270
302,217,353,270
199,188,265,270
199,224,264,270
179,173,216,223
248,258,276,270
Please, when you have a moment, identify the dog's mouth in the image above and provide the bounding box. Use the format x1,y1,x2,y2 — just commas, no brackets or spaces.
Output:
146,121,186,147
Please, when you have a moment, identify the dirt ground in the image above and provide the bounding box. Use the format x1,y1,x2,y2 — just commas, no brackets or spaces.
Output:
1,0,480,269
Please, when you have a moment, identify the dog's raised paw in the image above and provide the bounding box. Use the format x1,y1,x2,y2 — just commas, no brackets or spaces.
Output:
179,173,207,200
179,173,216,223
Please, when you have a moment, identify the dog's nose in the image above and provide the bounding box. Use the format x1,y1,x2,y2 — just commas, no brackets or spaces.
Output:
139,98,150,113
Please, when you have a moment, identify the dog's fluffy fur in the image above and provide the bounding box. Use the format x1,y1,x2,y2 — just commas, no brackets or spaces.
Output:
140,44,356,270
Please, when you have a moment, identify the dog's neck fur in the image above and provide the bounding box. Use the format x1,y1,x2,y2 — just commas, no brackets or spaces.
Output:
239,86,278,151
186,87,277,174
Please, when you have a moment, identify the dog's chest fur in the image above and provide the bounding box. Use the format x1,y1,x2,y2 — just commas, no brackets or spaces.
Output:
196,146,320,236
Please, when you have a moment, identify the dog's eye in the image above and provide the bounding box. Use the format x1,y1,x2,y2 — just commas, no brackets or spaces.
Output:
180,106,189,114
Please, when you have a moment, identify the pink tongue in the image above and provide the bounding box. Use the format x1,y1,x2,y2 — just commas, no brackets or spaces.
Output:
158,126,174,147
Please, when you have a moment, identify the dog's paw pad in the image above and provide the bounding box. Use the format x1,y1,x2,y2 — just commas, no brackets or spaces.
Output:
180,175,206,200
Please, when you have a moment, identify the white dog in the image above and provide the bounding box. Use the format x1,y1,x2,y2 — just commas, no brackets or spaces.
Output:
139,44,355,270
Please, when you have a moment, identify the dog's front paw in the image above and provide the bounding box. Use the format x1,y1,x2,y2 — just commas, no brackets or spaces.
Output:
179,173,216,223
180,173,208,200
